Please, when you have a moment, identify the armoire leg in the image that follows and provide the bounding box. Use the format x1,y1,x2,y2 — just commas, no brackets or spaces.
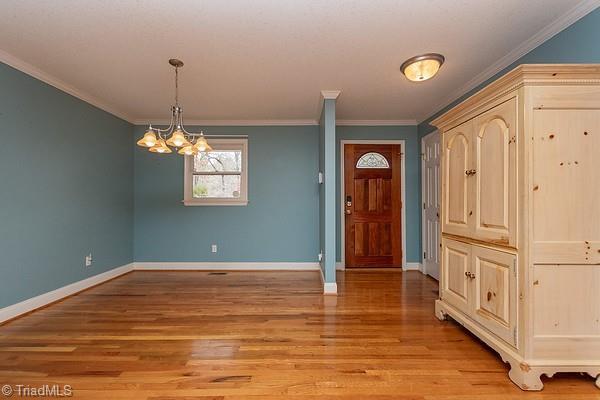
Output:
508,363,543,391
434,300,447,321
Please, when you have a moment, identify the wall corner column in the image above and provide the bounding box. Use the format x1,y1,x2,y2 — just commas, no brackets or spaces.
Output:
319,90,341,295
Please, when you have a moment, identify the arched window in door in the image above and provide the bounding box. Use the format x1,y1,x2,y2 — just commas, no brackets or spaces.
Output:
356,152,390,168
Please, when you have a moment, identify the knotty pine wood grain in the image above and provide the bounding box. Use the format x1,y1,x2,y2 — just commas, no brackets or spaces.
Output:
0,270,597,399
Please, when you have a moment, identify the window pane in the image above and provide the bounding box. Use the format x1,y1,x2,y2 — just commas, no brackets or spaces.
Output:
194,151,242,173
356,152,390,168
193,175,241,198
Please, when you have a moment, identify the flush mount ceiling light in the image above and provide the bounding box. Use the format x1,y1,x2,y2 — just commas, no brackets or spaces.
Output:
136,59,212,155
400,53,445,82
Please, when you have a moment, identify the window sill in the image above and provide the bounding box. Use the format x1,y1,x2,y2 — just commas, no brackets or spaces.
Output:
182,199,248,207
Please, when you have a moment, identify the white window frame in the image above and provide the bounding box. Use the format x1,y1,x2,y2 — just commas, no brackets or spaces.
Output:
183,138,248,206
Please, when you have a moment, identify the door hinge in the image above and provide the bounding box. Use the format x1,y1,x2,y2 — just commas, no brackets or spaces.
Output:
423,202,426,210
513,327,518,345
513,259,517,278
423,251,427,260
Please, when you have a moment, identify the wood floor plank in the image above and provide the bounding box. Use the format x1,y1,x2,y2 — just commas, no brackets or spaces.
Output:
0,270,598,398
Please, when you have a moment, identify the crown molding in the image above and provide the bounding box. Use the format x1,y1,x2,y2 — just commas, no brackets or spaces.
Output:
321,90,342,100
133,118,419,127
0,49,134,123
132,118,320,126
336,119,417,126
417,0,600,123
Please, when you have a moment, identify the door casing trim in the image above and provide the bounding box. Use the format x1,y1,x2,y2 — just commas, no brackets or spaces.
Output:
340,139,406,269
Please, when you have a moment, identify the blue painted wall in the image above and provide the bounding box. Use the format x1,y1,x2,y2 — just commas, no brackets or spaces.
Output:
0,62,134,308
319,99,337,283
336,126,420,263
134,125,320,262
418,7,600,138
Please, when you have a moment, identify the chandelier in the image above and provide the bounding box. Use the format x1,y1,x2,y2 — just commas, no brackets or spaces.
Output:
136,59,212,155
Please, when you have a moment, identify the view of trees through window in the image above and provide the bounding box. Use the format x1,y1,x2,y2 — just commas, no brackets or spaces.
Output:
192,151,242,198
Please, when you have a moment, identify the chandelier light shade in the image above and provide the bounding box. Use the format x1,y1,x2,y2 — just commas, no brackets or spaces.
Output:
136,129,158,147
166,128,190,147
178,145,197,156
137,59,212,155
193,134,213,152
149,139,172,154
400,53,445,82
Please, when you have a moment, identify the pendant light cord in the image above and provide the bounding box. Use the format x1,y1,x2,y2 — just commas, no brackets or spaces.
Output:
174,66,179,108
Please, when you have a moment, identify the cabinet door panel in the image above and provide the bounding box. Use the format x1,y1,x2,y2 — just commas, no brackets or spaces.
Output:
472,245,518,347
472,98,517,246
442,123,472,238
441,238,471,315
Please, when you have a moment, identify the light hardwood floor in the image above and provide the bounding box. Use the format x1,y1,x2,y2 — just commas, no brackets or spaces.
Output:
0,270,598,399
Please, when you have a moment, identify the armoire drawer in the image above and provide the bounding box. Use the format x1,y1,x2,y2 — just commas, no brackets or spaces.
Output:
441,238,519,347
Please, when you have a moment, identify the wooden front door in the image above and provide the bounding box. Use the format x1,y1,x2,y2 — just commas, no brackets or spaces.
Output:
344,144,402,267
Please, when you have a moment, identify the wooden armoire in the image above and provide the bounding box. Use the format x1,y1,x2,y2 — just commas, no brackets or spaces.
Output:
432,65,600,391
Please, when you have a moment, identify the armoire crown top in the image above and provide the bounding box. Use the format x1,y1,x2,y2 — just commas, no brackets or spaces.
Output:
431,64,600,129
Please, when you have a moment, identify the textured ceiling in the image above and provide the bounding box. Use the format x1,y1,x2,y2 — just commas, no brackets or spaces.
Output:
0,0,597,124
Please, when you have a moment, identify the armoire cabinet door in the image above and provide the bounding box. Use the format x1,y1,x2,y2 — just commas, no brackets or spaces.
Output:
441,238,472,315
442,122,472,238
472,98,518,247
471,245,518,347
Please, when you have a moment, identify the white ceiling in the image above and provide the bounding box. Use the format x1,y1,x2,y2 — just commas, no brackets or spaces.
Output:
0,0,598,125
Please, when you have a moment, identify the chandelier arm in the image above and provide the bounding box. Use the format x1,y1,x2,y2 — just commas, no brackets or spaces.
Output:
179,115,201,141
153,108,177,134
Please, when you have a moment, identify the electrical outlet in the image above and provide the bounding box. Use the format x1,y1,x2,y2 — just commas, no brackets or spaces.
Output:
85,253,93,267
211,244,218,253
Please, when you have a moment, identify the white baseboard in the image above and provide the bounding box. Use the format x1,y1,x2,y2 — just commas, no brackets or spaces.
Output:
0,263,134,324
323,282,338,294
319,265,338,295
336,262,345,270
0,262,330,323
404,262,423,272
134,262,321,271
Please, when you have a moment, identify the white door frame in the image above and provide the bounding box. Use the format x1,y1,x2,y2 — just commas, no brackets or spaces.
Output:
421,130,440,278
339,140,407,270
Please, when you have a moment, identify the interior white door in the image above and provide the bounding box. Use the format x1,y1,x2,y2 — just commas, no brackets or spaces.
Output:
422,131,441,280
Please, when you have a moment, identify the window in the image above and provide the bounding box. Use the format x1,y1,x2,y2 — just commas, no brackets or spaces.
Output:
356,152,390,168
184,138,248,206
